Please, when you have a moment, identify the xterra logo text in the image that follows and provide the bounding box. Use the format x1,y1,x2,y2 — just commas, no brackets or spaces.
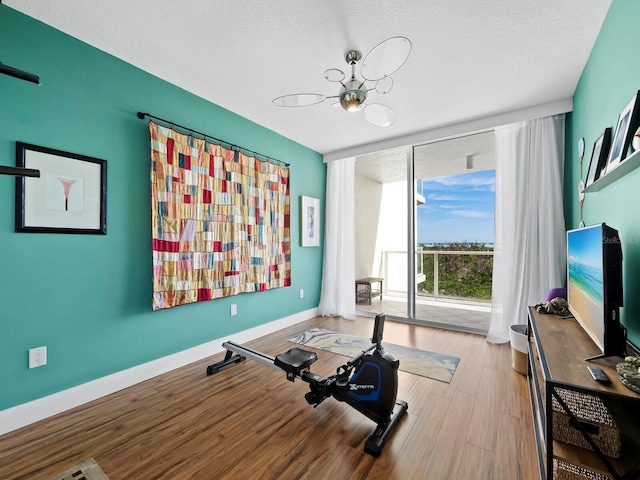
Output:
350,384,375,391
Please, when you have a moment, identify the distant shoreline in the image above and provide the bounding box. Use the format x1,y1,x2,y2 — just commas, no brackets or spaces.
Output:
419,242,494,248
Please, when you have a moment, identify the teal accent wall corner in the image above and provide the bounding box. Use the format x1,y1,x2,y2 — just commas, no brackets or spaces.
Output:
0,6,325,411
567,0,640,346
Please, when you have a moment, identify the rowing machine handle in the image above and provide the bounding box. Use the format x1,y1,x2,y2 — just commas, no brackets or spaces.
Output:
345,344,376,370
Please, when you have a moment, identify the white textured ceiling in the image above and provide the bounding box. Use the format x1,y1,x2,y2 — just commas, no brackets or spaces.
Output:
4,0,611,157
357,131,496,184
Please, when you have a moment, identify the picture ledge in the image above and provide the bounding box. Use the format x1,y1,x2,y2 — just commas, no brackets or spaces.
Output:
584,149,640,193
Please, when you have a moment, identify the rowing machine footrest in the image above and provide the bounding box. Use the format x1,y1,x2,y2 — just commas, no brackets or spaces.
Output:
274,348,318,381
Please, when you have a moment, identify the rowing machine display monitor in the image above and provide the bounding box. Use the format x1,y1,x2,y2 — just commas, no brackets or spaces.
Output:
207,313,408,456
372,313,385,347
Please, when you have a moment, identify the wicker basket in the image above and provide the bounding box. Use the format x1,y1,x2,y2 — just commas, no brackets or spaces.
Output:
553,459,613,480
552,388,621,458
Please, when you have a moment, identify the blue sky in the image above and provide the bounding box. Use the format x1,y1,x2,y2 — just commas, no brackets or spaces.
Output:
567,224,603,269
417,170,495,244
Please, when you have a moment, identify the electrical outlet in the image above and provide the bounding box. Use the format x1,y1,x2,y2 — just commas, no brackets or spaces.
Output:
230,304,237,316
299,289,304,299
29,346,47,369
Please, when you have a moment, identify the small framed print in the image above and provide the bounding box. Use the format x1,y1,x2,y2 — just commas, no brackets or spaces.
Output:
585,128,612,187
300,195,320,247
15,142,107,234
605,91,640,174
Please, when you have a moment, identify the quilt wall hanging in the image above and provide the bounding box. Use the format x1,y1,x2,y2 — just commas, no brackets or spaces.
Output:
148,120,291,311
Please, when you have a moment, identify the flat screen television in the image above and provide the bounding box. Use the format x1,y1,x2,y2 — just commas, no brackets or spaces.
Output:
567,223,626,360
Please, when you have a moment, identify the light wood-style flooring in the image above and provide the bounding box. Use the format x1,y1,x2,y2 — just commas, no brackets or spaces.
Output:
0,316,538,479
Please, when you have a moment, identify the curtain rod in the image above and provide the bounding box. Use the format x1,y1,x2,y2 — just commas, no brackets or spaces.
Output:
0,61,40,85
136,112,289,167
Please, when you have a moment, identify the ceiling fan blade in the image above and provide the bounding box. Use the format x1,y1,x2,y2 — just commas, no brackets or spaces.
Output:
363,104,395,127
361,36,412,81
324,68,345,82
375,76,393,95
273,93,326,107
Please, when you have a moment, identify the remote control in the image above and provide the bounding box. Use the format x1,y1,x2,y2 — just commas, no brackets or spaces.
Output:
587,366,611,384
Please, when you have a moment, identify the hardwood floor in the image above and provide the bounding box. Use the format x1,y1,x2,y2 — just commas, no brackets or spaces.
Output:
0,316,538,480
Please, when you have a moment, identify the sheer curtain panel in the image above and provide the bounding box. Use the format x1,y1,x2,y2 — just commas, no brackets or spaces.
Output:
487,114,567,343
318,157,356,319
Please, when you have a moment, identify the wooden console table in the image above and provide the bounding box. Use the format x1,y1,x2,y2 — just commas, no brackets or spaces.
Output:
355,277,383,305
527,307,640,480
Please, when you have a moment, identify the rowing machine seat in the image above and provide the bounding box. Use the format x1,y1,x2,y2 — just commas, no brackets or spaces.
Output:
275,347,318,380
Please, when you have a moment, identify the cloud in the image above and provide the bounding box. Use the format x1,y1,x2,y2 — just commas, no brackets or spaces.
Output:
427,194,465,201
451,210,493,218
423,171,496,192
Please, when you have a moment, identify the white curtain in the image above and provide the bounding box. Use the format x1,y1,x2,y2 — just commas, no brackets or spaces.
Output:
486,114,567,343
318,157,356,319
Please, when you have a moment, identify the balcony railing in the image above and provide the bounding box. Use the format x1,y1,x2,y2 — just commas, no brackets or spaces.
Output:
380,249,493,303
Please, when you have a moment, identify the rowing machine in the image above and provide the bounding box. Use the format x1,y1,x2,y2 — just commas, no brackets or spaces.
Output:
206,313,408,456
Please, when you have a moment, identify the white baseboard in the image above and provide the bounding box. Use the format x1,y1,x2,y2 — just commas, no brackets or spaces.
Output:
0,308,317,436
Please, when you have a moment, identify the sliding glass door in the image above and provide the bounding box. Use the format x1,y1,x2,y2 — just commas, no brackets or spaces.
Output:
412,133,495,333
354,147,409,319
354,133,494,334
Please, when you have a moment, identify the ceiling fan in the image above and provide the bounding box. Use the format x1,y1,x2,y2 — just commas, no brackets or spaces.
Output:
273,36,412,128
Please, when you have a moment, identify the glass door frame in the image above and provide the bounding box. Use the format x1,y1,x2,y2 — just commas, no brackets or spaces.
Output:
406,146,416,319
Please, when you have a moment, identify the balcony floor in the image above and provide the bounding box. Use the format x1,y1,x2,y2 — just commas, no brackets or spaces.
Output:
356,293,491,334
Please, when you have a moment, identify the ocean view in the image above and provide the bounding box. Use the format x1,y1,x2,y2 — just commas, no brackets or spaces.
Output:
568,262,603,306
417,170,495,245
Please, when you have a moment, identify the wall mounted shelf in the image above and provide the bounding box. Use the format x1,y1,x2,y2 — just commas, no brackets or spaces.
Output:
584,149,640,193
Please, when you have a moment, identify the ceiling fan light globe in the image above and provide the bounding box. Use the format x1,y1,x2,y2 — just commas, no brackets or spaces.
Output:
340,89,366,112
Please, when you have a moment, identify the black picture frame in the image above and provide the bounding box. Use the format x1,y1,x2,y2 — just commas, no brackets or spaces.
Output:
15,142,107,234
606,91,640,174
586,128,612,187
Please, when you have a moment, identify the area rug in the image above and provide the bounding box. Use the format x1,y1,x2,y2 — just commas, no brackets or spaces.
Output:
287,328,460,383
47,457,109,480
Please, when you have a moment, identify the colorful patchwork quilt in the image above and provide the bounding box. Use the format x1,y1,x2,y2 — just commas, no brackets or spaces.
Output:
148,121,291,311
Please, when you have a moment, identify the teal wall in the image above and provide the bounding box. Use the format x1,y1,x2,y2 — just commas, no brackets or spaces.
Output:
0,6,325,411
566,0,640,346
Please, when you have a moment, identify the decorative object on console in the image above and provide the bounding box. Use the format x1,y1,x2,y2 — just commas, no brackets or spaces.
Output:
605,90,640,175
535,297,570,316
146,119,291,311
15,142,107,234
616,356,640,393
546,287,567,302
585,127,612,187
